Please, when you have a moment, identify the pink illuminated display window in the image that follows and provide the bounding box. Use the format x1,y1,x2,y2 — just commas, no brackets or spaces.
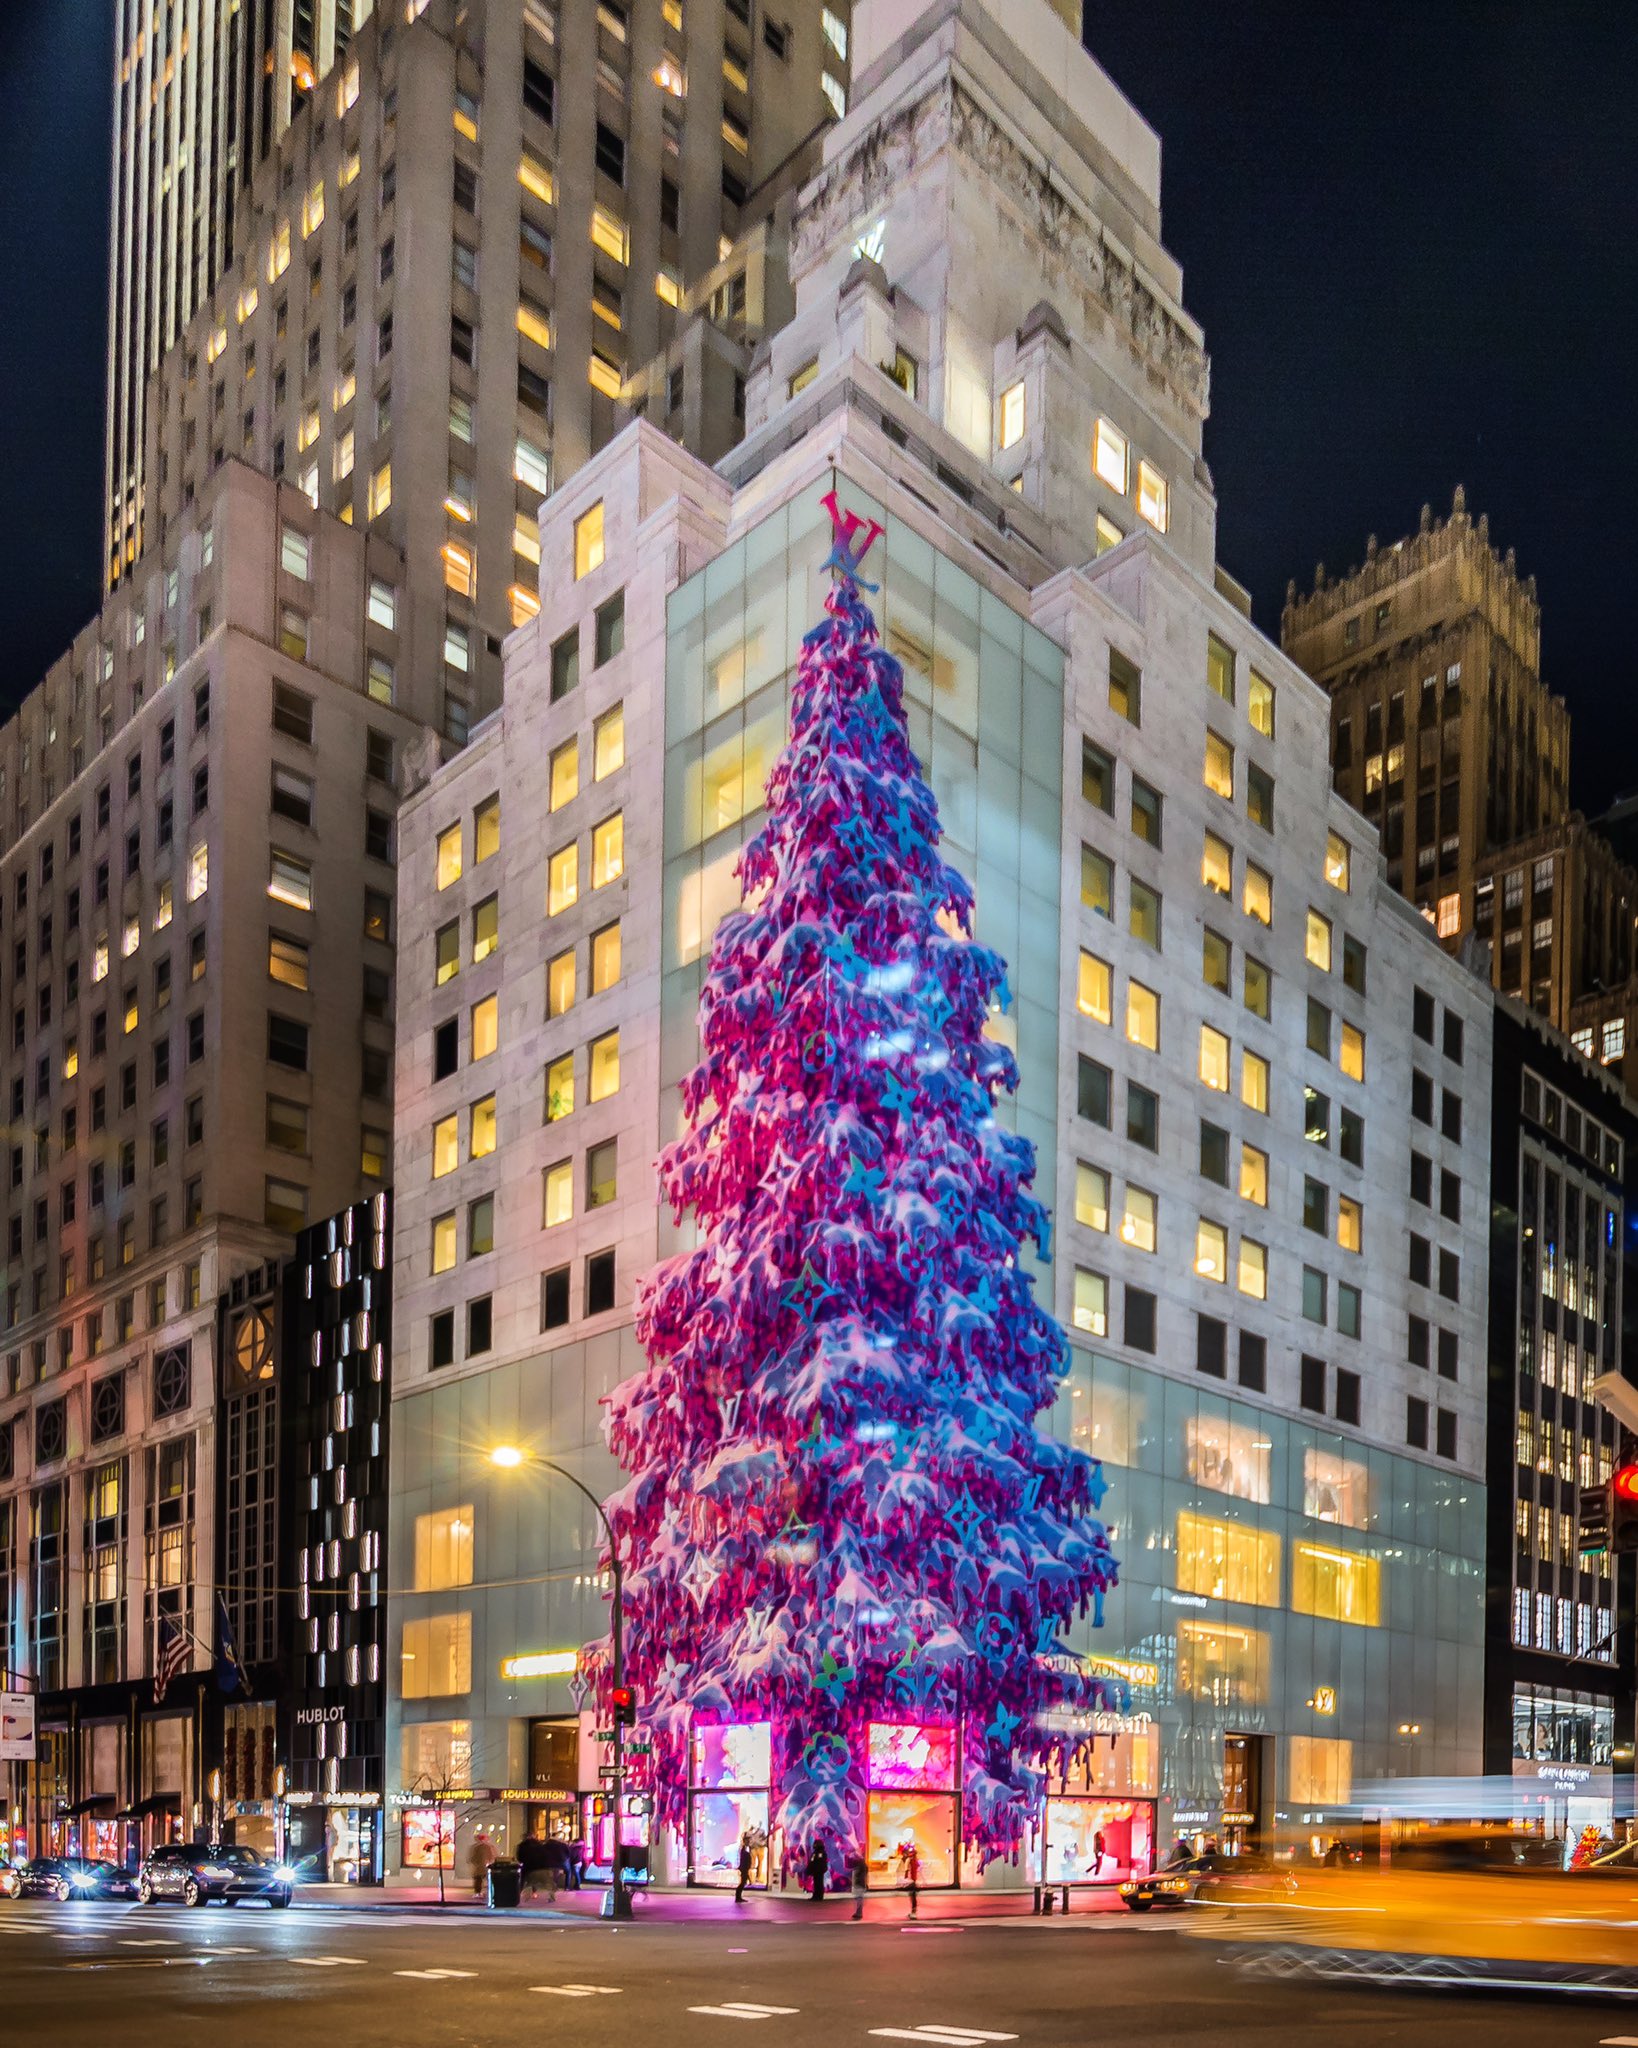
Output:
1042,1797,1153,1884
867,1721,957,1792
692,1720,772,1791
400,1806,455,1869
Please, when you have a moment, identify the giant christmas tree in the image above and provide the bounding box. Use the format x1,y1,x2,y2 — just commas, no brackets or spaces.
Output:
598,492,1120,1869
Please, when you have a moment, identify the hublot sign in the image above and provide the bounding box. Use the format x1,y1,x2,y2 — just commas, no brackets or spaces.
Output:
295,1706,347,1727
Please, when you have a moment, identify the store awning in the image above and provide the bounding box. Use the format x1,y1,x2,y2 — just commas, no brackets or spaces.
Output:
111,1791,182,1820
61,1795,117,1819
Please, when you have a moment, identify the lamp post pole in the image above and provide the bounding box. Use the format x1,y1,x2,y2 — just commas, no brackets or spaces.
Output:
499,1453,631,1921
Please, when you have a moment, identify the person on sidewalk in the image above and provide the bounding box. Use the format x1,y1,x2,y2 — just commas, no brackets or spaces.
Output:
897,1839,920,1919
735,1833,754,1904
469,1829,496,1898
807,1839,829,1903
848,1849,868,1921
516,1832,549,1902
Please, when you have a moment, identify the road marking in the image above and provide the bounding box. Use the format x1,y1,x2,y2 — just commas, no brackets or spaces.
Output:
687,2003,800,2019
868,2031,1019,2045
395,1968,479,1979
1600,2038,1638,2044
531,1984,623,1997
120,1938,181,1947
205,1946,258,1955
290,1955,369,1967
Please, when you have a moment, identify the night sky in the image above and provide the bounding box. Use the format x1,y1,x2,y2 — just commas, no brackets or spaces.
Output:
2,3,1635,802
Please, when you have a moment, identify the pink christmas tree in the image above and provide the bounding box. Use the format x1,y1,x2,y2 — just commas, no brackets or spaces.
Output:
598,494,1120,1869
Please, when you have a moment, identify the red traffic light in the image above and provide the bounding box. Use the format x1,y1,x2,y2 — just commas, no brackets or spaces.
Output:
610,1686,637,1726
1613,1465,1638,1503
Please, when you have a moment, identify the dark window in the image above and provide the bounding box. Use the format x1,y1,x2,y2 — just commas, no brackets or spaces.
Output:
1130,777,1162,848
1302,1177,1328,1235
1409,1234,1431,1286
1411,1071,1433,1123
551,629,579,701
434,1018,458,1081
1334,1368,1360,1427
1440,1169,1461,1222
1337,1283,1361,1339
1435,1408,1457,1460
1342,934,1367,995
763,17,789,56
365,809,394,864
1302,1266,1327,1323
267,1014,310,1071
451,316,475,367
1199,1121,1229,1186
363,1046,390,1099
1238,1332,1266,1392
541,1264,570,1330
1443,1011,1464,1063
661,176,680,232
1123,1286,1156,1354
523,57,555,122
1413,987,1434,1042
1441,1089,1462,1142
1437,1248,1460,1301
273,682,314,742
1306,997,1330,1057
187,1014,205,1064
1108,648,1141,726
595,121,626,185
1300,1355,1326,1413
586,1248,616,1316
722,165,747,208
1408,1315,1429,1369
467,1294,493,1355
1126,1082,1158,1151
595,591,625,665
453,160,478,213
1076,1056,1110,1127
1410,1153,1432,1205
1437,1328,1458,1380
518,365,551,416
1081,738,1114,815
429,1309,456,1369
1196,1314,1226,1379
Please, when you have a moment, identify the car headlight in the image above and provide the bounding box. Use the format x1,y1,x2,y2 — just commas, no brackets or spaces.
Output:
1161,1878,1190,1892
273,1866,296,1884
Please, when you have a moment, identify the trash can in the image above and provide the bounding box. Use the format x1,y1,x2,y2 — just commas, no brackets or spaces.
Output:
487,1858,522,1909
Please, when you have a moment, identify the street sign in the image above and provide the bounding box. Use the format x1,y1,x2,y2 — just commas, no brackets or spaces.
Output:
0,1693,34,1762
597,1764,623,1781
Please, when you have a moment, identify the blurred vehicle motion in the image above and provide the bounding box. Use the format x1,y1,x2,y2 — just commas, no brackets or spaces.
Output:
1120,1851,1288,1912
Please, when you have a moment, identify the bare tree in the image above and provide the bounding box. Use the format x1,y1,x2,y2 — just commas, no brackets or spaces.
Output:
408,1767,465,1907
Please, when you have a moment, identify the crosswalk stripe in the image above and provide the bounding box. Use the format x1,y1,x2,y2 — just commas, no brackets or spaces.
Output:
290,1955,369,1967
395,1968,478,1979
120,1938,181,1947
868,2031,1018,2045
531,1984,622,1997
687,2004,800,2019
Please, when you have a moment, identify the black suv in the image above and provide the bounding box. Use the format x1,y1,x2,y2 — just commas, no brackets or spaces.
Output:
137,1844,292,1908
19,1857,138,1902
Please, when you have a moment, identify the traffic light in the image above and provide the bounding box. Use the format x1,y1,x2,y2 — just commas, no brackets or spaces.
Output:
1613,1463,1638,1553
610,1686,637,1728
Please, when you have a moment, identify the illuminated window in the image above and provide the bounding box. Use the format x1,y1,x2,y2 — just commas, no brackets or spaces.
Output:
436,824,463,889
548,845,579,915
591,922,621,992
589,349,623,398
1129,881,1160,949
549,740,580,810
1289,1736,1353,1805
1177,1619,1268,1706
656,264,682,306
519,151,554,205
515,435,551,496
442,540,475,597
471,995,498,1063
369,462,392,518
1304,1447,1372,1528
590,205,629,264
1248,671,1275,738
414,1507,474,1591
1072,1267,1107,1336
516,300,552,349
1201,832,1232,896
1204,730,1234,800
1337,1195,1362,1253
1202,928,1230,992
1436,892,1461,939
1120,1185,1156,1253
268,851,313,911
470,1094,496,1159
401,1613,471,1698
269,934,309,990
1075,1162,1109,1232
1340,1023,1364,1081
432,1114,459,1178
1092,417,1128,493
154,883,173,931
302,180,325,237
1306,909,1333,971
998,381,1025,451
1206,633,1235,704
1199,1025,1230,1092
1237,1237,1267,1299
788,359,819,397
1125,981,1158,1051
546,949,576,1020
1177,1511,1281,1607
1136,461,1168,532
1195,1218,1227,1282
594,705,625,779
545,1054,575,1124
588,1029,620,1102
1240,1049,1269,1115
436,922,459,987
574,502,605,579
1293,1541,1381,1626
1077,951,1111,1025
591,812,625,888
267,219,291,282
432,1213,457,1275
1241,864,1270,926
1239,1143,1268,1206
1081,846,1113,919
1325,831,1351,892
1186,1416,1272,1504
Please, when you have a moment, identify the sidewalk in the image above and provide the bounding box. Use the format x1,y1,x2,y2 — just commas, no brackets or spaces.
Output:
295,1880,1130,1924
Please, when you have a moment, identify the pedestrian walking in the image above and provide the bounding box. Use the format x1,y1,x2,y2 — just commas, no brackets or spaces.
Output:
516,1832,549,1901
897,1839,919,1918
735,1832,754,1904
469,1828,496,1898
807,1838,829,1903
848,1849,868,1921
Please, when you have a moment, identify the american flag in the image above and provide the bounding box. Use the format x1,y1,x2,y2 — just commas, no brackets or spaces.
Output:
154,1614,190,1704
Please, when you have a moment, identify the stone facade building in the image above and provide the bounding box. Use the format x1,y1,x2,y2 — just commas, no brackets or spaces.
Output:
384,0,1494,1893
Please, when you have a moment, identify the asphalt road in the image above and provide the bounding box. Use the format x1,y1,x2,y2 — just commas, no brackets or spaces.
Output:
3,1896,1636,2047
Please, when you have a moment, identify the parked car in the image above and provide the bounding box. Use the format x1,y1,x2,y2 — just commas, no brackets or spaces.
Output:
1119,1851,1284,1912
0,1861,21,1899
15,1857,137,1902
137,1843,292,1908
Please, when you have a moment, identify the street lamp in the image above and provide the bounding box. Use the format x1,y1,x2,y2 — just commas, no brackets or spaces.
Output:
490,1444,632,1920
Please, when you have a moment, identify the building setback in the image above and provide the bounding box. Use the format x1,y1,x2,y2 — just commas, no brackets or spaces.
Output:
384,0,1495,1893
